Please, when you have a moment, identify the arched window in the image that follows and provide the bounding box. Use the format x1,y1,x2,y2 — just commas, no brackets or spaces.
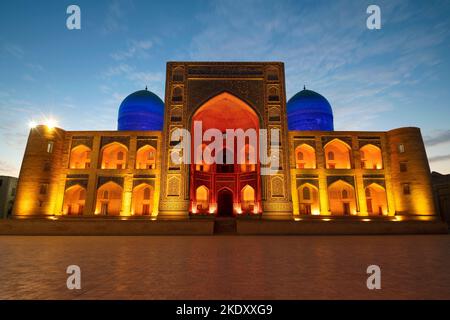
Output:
101,143,128,169
297,184,319,215
69,145,92,169
295,144,316,169
360,144,383,170
328,151,335,161
172,67,184,82
96,181,123,216
303,186,311,200
324,139,351,169
267,68,279,81
172,87,183,102
328,180,356,215
132,184,153,216
241,185,256,212
136,145,156,169
268,107,280,122
63,185,86,215
268,87,280,101
195,186,209,212
365,183,388,216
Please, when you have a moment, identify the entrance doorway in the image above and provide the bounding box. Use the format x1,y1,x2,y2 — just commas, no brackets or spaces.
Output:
217,189,233,217
343,202,350,215
101,203,109,215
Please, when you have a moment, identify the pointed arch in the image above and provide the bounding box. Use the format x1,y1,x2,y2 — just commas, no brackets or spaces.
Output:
360,144,383,169
172,67,184,82
217,187,234,216
190,91,262,217
241,184,256,212
266,66,279,81
295,144,316,169
172,86,183,102
132,183,154,216
95,181,123,216
101,142,128,169
69,144,91,169
63,184,86,215
324,138,352,169
136,144,156,169
191,91,261,131
195,185,209,212
365,183,387,216
268,106,281,122
268,86,280,102
328,179,356,215
297,183,320,215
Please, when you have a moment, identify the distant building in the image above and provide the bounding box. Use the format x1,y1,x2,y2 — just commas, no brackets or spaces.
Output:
431,172,450,223
0,176,18,218
11,62,438,224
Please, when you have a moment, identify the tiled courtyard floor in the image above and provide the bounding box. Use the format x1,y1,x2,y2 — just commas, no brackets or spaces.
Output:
0,235,449,299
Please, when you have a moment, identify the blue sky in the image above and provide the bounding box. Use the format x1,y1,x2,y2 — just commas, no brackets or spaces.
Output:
0,0,450,176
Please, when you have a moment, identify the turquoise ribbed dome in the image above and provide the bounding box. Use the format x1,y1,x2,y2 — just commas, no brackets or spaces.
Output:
118,89,164,131
287,88,334,131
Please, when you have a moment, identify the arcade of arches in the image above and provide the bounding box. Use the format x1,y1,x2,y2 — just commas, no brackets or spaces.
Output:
294,179,388,216
62,181,156,217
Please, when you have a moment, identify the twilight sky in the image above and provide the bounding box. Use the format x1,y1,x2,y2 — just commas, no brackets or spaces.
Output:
0,0,449,176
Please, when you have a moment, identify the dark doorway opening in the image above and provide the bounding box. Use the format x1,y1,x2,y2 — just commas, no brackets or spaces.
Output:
343,202,350,215
217,189,234,217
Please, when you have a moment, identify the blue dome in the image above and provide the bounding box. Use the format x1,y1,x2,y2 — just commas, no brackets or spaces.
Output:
287,88,334,131
118,89,164,131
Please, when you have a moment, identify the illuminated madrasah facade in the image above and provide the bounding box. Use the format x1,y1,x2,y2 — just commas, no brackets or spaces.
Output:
12,62,437,222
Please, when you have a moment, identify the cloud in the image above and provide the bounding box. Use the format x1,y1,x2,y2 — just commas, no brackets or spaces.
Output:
424,130,450,147
103,63,134,77
101,0,134,34
103,63,164,92
111,40,153,60
26,63,45,72
3,44,24,59
183,0,450,131
429,154,450,163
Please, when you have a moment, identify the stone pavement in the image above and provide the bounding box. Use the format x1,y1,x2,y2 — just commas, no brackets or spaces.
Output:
0,235,449,299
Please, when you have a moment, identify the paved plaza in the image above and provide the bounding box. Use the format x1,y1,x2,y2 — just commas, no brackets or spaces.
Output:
0,235,449,299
